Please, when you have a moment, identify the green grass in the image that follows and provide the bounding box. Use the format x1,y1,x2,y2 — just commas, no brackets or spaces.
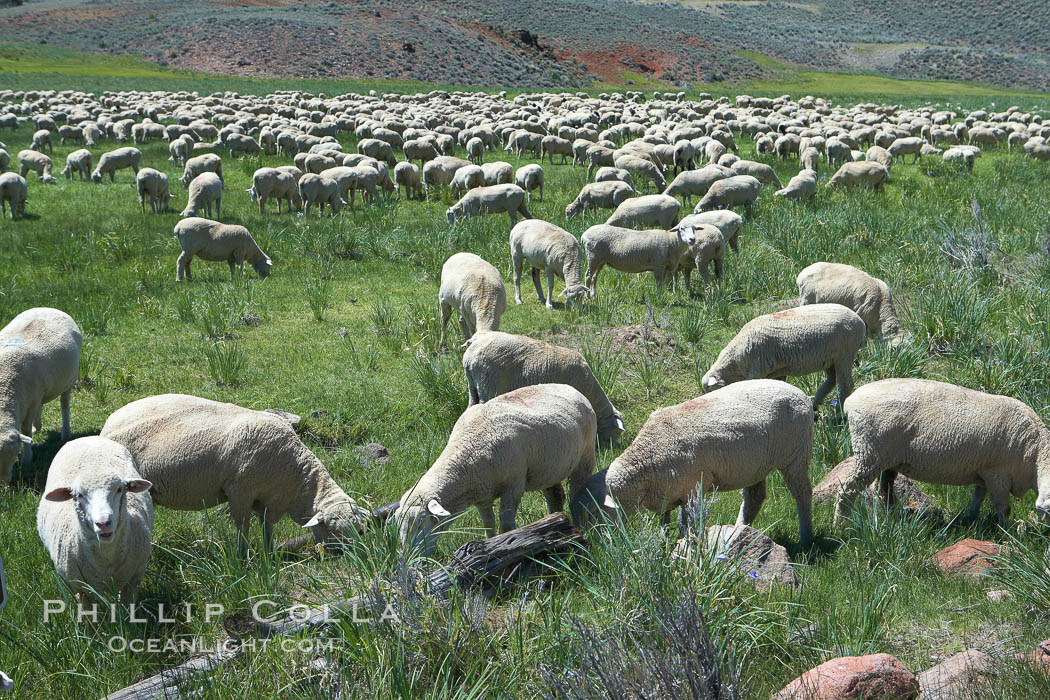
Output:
4,79,1050,698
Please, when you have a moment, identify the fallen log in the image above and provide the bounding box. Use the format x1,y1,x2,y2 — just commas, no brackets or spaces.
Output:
101,512,581,699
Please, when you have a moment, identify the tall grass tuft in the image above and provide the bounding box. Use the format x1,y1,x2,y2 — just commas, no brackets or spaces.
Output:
205,341,246,386
581,333,625,399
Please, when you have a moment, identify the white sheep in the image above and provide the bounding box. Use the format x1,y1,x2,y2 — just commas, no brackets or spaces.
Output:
774,168,818,201
31,129,52,154
594,167,634,188
100,394,371,554
694,175,762,217
179,153,222,188
0,307,82,483
943,146,975,171
676,210,743,253
565,181,635,221
422,155,472,198
60,149,92,181
37,437,153,602
796,262,903,344
135,168,171,214
662,165,731,205
450,164,485,195
888,136,926,163
835,378,1050,527
438,252,507,346
826,161,888,191
865,145,893,171
582,223,697,293
605,193,680,229
462,332,624,443
248,167,302,214
181,172,223,219
614,154,666,191
569,379,814,546
393,161,422,199
174,217,272,282
541,135,573,164
702,303,866,410
396,383,596,553
0,172,28,219
509,219,591,308
730,160,782,188
298,173,344,215
800,147,820,173
91,147,141,183
446,183,532,227
226,133,260,158
670,221,725,289
17,150,55,184
466,136,485,164
480,161,514,186
515,163,544,202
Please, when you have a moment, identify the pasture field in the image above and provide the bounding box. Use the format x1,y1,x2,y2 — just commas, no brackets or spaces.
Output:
4,82,1050,697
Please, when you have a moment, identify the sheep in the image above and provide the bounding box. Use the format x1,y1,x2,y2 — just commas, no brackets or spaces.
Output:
396,383,596,553
672,139,698,173
32,129,52,154
509,219,591,309
37,437,153,602
481,161,514,185
565,181,635,221
834,378,1050,528
701,303,866,411
168,135,193,167
136,168,172,214
358,138,396,166
450,164,485,195
865,145,893,171
826,137,852,166
17,150,55,184
226,133,260,158
438,252,507,346
797,262,903,345
0,307,82,483
0,147,8,172
515,163,544,202
60,149,92,181
91,147,141,183
100,394,371,554
888,136,927,163
694,175,762,217
466,136,485,164
174,217,272,282
403,138,439,167
248,167,302,214
569,379,814,547
394,161,422,199
298,173,344,216
181,172,223,219
422,155,471,198
541,135,573,164
57,125,83,145
594,167,633,188
0,172,27,219
446,183,532,227
704,139,727,165
943,146,975,170
462,332,624,444
669,221,725,289
677,210,743,253
179,153,222,188
582,223,697,293
301,154,338,175
614,154,666,192
605,193,680,229
730,159,782,188
585,144,616,177
323,165,378,205
799,147,821,173
774,168,818,201
662,165,731,205
826,161,888,191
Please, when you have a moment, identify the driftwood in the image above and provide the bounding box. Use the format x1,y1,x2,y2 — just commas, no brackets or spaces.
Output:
275,500,401,555
101,512,581,699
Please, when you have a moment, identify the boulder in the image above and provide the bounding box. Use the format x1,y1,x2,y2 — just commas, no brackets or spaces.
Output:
932,539,1001,578
675,524,797,590
359,442,390,466
813,457,940,515
772,653,919,699
917,649,993,699
1013,638,1050,671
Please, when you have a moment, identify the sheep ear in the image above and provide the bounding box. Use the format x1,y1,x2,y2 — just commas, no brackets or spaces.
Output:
602,493,620,509
615,418,625,431
265,259,273,266
45,487,74,502
427,499,451,517
126,479,152,493
19,433,32,445
302,514,323,529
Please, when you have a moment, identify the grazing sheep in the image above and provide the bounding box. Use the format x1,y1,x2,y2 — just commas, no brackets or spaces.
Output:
569,379,814,547
670,221,725,289
302,154,338,175
60,149,92,181
515,163,544,202
17,150,55,184
446,183,532,227
393,161,422,199
31,129,52,154
586,144,616,177
37,437,153,602
865,145,893,171
594,167,634,188
358,138,396,166
888,136,927,163
565,181,635,222
168,135,192,167
450,164,485,195
100,395,371,554
701,304,866,410
605,193,680,229
462,332,624,444
943,146,976,170
826,161,888,191
438,252,507,346
298,173,344,216
730,159,782,188
136,168,171,214
174,217,272,282
825,137,852,166
509,219,591,308
90,147,141,183
0,307,82,482
774,168,818,201
676,210,743,253
834,379,1050,527
582,223,697,293
57,125,82,146
179,153,222,188
0,172,28,219
614,154,666,191
181,172,223,219
466,136,485,164
541,135,573,164
481,161,514,186
694,175,762,217
248,167,301,214
226,133,260,158
404,138,439,167
663,165,731,205
799,147,820,173
396,383,596,553
797,262,903,344
422,155,472,198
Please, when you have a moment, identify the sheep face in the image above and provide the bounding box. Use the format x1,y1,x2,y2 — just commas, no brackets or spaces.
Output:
45,472,151,542
251,257,273,279
303,498,370,543
91,171,103,184
445,205,459,225
396,499,450,555
562,284,593,307
597,412,625,446
0,431,31,482
676,225,697,246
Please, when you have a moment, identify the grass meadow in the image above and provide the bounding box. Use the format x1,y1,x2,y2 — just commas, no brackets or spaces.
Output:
4,70,1050,697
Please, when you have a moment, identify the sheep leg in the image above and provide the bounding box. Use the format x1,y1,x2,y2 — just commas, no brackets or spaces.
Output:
477,503,497,538
585,261,602,294
438,302,452,348
737,480,767,526
729,234,739,254
835,357,855,406
227,260,237,281
512,252,525,304
498,486,524,533
878,470,898,507
966,482,987,521
216,197,221,221
982,472,1012,526
60,390,72,441
780,459,815,547
543,484,566,514
466,371,480,407
812,366,837,410
834,452,884,528
683,266,692,291
540,268,554,308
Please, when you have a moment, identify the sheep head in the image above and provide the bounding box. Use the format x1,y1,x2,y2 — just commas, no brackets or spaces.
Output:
395,498,450,555
0,431,32,483
303,497,371,543
45,464,151,543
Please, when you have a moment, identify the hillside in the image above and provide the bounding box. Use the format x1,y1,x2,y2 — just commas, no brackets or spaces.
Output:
1,0,1049,90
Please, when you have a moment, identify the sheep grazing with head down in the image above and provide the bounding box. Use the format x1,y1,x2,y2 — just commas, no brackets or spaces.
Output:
61,149,92,182
774,168,818,201
835,378,1050,528
180,153,222,188
605,193,680,230
565,181,635,222
701,303,866,411
298,173,344,216
37,437,153,603
248,167,302,214
826,161,888,191
462,332,624,444
0,172,28,219
446,183,532,227
136,168,172,214
694,175,762,217
730,160,782,188
100,394,371,555
393,161,422,199
181,172,223,219
515,163,544,202
509,219,591,309
662,165,731,206
174,217,271,282
582,223,696,294
91,147,141,183
438,252,507,346
17,150,55,184
797,262,903,345
570,379,814,547
396,383,597,554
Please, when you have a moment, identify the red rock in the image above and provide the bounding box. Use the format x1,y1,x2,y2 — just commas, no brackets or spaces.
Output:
772,653,919,699
917,649,993,699
932,539,1001,578
772,654,919,696
1013,638,1050,671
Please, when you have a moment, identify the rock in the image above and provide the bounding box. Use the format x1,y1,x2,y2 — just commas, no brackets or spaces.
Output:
985,589,1013,603
917,649,993,699
264,409,301,427
1013,638,1050,671
359,442,390,466
772,653,919,699
932,539,1001,578
675,524,797,591
813,457,940,516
